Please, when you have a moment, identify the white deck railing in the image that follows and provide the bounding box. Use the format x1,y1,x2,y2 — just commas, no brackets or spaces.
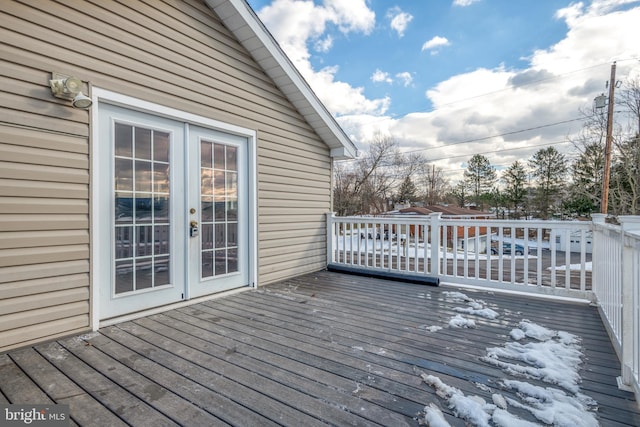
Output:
326,212,640,399
327,213,592,298
592,214,640,398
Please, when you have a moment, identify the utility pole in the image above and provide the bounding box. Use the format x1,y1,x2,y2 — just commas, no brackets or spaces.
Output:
601,61,616,215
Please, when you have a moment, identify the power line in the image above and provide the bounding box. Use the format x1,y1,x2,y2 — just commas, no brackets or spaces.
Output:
402,117,586,155
337,116,586,163
406,139,572,165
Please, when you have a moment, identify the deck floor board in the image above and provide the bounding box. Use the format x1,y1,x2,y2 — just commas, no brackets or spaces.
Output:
1,271,639,426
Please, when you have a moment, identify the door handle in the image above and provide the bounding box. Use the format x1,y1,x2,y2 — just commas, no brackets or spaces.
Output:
190,220,199,237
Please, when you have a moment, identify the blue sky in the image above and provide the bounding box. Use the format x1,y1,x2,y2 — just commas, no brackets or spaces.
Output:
247,0,640,180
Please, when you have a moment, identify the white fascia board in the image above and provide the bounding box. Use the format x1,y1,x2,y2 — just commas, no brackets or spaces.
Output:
205,0,357,159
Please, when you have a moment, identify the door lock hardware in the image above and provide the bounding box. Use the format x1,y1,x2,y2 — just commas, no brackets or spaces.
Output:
190,220,199,237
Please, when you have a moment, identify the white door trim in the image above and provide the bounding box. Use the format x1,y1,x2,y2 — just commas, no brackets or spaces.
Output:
90,88,258,329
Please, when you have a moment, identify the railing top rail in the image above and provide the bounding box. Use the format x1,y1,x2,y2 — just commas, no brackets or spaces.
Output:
592,221,623,232
330,215,592,229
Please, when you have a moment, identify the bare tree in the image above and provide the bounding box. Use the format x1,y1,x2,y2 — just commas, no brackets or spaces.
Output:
610,135,640,215
332,133,399,215
618,76,640,136
415,163,449,205
609,77,640,215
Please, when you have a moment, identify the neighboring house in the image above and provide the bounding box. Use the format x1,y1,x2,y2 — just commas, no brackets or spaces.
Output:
0,0,357,352
556,229,593,254
389,206,494,252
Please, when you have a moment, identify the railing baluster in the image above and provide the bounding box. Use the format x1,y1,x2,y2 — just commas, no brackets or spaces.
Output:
523,226,529,285
474,225,480,281
536,227,543,287
485,225,492,281
498,226,504,282
580,228,586,291
565,228,571,290
550,229,557,288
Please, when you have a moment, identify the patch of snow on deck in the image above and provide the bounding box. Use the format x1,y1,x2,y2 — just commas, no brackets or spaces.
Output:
503,380,598,427
419,319,600,426
421,374,535,427
423,403,452,427
448,314,476,328
483,321,583,393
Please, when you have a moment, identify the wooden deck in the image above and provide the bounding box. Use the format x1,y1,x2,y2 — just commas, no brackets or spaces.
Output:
1,271,638,426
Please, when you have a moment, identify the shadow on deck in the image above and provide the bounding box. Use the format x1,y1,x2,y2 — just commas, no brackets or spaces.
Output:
1,271,638,426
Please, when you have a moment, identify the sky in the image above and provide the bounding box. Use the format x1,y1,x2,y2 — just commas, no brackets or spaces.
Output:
246,0,640,182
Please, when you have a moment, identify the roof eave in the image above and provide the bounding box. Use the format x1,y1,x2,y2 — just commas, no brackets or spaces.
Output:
205,0,358,160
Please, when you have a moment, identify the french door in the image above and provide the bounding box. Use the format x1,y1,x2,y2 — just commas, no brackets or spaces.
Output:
97,103,249,320
187,126,248,297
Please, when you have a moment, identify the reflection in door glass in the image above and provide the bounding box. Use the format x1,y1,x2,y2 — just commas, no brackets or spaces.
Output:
114,123,171,294
200,140,239,279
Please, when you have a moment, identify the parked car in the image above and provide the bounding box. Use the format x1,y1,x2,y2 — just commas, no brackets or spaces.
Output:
491,242,527,255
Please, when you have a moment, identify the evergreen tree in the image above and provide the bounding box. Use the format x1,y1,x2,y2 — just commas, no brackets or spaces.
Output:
570,142,604,214
396,176,417,204
450,181,469,208
502,160,528,218
528,147,567,219
463,154,496,209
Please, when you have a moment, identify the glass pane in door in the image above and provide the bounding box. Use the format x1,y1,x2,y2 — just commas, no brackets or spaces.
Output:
114,122,171,294
200,140,239,278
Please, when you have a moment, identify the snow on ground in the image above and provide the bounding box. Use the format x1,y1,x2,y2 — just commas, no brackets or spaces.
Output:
420,292,599,426
547,262,592,272
336,236,537,260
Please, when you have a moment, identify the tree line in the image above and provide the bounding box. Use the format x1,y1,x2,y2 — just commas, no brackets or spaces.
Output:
334,77,640,219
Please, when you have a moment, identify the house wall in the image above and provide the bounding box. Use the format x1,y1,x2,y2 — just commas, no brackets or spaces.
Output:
0,0,332,352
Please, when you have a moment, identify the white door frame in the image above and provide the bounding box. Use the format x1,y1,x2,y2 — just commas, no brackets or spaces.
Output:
90,88,258,328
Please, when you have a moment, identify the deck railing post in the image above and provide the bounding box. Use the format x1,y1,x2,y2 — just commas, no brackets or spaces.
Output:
326,212,336,265
429,212,442,277
618,216,640,391
591,214,606,296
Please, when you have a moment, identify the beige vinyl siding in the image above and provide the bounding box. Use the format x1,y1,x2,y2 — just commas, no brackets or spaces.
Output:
1,0,334,349
0,121,90,351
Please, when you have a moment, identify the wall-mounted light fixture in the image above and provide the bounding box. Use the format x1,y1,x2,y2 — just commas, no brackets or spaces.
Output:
49,72,93,109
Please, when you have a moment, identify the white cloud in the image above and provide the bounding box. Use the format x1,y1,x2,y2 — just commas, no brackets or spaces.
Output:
256,0,640,180
387,7,413,37
324,0,375,35
256,0,386,116
370,70,413,87
421,36,451,52
453,0,481,6
314,35,333,53
371,69,393,84
387,3,640,180
396,72,413,87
